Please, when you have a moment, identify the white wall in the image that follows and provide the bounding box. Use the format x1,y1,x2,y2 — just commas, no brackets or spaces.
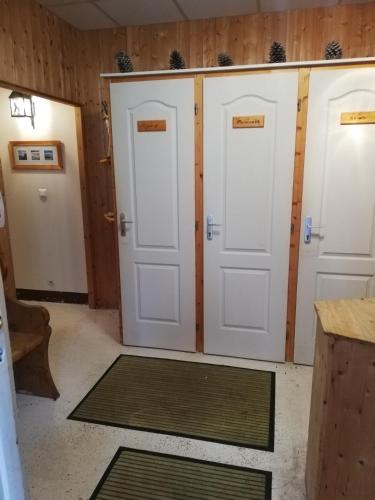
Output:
0,88,87,293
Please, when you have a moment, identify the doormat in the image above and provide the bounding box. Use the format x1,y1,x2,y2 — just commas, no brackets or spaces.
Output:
69,355,275,451
90,448,272,500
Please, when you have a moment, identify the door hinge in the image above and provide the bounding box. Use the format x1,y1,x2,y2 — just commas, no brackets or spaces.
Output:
297,99,301,112
195,221,198,231
195,103,198,115
196,322,199,332
291,222,295,235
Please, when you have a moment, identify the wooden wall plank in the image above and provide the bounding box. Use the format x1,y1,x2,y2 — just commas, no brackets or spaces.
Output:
0,0,79,103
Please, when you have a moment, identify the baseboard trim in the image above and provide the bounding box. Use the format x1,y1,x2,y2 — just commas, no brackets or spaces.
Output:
16,289,88,304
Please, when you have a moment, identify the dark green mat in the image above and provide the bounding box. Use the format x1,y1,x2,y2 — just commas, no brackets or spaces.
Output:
90,448,272,500
69,355,275,451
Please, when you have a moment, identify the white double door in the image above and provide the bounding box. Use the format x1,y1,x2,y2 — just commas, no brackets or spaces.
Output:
295,67,375,365
112,73,298,361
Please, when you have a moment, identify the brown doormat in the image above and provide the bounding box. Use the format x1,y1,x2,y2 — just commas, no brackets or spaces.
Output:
69,355,275,451
90,448,272,500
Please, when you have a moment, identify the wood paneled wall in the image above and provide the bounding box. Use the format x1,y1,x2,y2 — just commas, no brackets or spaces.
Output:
1,0,375,308
0,0,79,103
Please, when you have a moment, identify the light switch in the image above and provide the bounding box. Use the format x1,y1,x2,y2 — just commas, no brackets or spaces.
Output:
38,188,48,200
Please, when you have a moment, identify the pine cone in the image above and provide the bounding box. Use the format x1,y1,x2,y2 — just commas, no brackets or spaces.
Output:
218,53,233,67
269,42,286,63
325,41,343,60
115,51,134,73
169,50,185,70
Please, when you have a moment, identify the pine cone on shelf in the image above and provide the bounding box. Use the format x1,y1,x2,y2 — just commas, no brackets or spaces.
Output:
325,41,343,60
169,50,186,70
217,53,234,67
115,51,134,73
269,42,287,63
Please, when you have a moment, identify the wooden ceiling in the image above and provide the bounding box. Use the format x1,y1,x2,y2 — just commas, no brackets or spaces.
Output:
36,0,374,30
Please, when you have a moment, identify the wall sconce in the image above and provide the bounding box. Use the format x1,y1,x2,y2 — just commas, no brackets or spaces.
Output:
9,91,35,128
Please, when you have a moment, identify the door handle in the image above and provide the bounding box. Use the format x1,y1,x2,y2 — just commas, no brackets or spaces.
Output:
207,215,221,240
304,216,325,244
119,212,134,237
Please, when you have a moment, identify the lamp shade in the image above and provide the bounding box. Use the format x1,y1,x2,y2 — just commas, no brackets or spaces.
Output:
9,91,33,118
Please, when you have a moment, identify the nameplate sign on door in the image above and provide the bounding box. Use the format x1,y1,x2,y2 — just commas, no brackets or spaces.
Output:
341,111,375,125
137,120,167,132
232,115,265,128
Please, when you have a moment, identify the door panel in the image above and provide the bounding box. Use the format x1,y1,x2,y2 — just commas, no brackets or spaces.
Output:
131,103,178,249
111,79,196,351
295,68,375,365
204,72,299,361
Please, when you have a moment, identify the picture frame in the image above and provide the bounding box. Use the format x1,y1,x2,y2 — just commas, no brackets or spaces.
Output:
8,141,63,171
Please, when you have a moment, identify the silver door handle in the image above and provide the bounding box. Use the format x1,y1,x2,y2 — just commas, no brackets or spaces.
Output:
119,212,134,237
207,215,221,240
304,216,325,244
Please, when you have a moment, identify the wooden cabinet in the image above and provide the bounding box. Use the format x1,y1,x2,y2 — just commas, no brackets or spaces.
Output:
306,298,375,500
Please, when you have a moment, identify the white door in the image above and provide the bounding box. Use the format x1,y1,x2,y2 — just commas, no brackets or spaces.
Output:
0,273,26,500
204,72,299,361
111,79,196,351
295,67,375,365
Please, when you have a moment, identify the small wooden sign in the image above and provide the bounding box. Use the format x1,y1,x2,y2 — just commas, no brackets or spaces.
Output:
233,115,265,129
340,111,375,125
137,120,167,132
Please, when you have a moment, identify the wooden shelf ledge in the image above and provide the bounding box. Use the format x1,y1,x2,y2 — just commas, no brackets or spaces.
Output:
315,297,375,344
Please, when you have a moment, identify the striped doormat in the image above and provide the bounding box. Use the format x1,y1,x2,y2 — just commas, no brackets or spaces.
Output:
90,448,272,500
69,355,275,450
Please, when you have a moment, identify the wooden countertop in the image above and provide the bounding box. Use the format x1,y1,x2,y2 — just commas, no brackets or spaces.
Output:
315,298,375,344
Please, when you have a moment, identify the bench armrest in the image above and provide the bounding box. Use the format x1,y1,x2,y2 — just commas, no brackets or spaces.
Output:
6,296,51,338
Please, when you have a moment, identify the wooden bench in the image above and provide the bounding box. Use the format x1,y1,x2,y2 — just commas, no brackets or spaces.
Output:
7,295,59,400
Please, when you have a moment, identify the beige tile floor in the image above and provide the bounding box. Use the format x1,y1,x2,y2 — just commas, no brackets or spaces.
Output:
15,302,313,500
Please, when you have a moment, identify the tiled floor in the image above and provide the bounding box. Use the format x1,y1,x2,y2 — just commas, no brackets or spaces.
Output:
16,302,313,500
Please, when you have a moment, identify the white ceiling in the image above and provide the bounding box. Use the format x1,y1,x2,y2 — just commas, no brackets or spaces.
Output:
36,0,374,31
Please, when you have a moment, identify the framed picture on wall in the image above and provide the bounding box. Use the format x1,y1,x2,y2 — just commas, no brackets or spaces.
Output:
8,141,63,171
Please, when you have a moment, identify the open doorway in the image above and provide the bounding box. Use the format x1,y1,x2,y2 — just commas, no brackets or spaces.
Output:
0,87,92,306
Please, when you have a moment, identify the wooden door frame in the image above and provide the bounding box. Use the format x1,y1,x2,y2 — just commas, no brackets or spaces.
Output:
0,157,16,297
105,61,375,360
285,68,311,361
0,80,95,308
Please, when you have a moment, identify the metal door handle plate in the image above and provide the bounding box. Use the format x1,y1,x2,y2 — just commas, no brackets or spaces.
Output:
120,213,134,237
304,216,325,244
207,215,222,240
